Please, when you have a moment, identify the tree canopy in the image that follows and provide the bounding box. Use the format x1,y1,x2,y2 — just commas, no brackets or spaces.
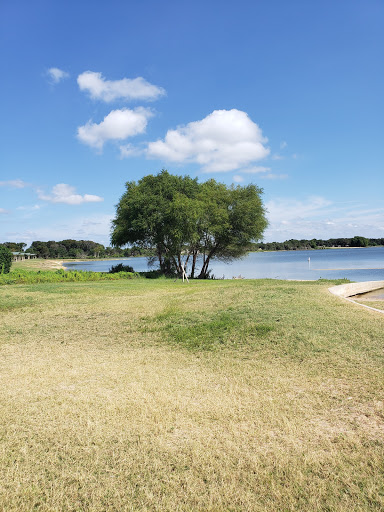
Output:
0,246,12,274
111,170,268,278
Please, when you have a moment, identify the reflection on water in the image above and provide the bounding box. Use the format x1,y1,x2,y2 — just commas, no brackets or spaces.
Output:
64,246,384,282
353,288,384,300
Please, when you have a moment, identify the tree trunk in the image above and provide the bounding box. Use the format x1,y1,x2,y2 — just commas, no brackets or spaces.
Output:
198,248,216,278
190,250,198,278
157,246,165,273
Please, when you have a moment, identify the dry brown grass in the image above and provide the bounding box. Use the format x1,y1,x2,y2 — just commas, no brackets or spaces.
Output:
0,279,383,511
12,258,65,270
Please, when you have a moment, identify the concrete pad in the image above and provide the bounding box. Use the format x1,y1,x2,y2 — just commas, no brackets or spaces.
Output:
328,281,384,314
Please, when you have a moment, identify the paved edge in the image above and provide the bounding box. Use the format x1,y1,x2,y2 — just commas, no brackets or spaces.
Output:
328,280,384,315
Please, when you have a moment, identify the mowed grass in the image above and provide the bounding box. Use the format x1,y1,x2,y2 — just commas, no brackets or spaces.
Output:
12,258,65,271
0,277,383,511
354,299,384,312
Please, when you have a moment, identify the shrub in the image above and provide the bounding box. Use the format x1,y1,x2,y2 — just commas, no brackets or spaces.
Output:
109,263,134,273
0,246,12,274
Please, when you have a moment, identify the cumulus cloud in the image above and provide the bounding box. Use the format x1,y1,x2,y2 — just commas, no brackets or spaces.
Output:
77,71,165,102
146,109,270,172
77,108,152,150
47,67,69,84
37,184,103,205
0,179,29,188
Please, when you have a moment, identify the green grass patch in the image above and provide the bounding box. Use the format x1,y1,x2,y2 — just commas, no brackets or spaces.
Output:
0,268,139,285
144,304,275,350
0,293,36,312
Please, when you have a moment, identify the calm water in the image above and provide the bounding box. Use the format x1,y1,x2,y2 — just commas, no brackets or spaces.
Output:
354,288,384,300
63,246,384,282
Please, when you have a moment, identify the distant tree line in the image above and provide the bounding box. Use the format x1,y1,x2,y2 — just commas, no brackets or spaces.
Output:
0,240,154,259
252,236,384,251
1,235,382,261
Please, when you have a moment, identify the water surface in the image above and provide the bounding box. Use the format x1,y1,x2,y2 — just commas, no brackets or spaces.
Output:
64,246,384,282
353,288,384,300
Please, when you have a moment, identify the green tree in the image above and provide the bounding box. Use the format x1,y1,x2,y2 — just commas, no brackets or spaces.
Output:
0,246,12,274
112,170,200,275
111,170,268,278
351,236,369,247
194,180,268,278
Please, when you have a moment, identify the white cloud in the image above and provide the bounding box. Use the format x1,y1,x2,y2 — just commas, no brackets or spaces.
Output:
38,184,104,205
119,143,144,158
47,67,69,84
0,208,9,214
0,179,28,188
266,197,332,224
77,71,165,102
16,204,41,211
3,214,114,247
146,109,270,172
260,173,288,180
242,166,271,174
233,175,244,183
280,141,288,149
77,108,152,150
264,197,384,242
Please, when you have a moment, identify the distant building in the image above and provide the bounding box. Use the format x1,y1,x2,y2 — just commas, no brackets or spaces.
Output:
12,252,37,261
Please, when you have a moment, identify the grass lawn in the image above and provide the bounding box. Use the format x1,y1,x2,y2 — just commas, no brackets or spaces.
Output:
354,299,384,312
12,258,66,271
0,272,383,511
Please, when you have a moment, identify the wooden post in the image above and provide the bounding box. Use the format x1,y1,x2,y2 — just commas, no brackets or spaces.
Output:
181,262,189,283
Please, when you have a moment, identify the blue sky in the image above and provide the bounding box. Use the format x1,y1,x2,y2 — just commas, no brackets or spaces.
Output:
1,0,383,246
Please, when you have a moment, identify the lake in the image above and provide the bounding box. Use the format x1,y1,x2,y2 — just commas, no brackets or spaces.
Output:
63,246,384,282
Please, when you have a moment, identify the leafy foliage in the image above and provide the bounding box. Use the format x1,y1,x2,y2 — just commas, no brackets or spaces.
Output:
111,170,268,278
0,240,153,259
109,263,134,273
0,246,12,274
254,235,378,251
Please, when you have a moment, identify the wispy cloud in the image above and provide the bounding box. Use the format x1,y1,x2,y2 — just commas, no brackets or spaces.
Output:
16,204,41,211
77,71,165,102
259,173,288,180
146,109,270,172
3,214,114,247
264,197,384,241
119,143,145,158
77,108,152,150
241,166,271,174
47,67,69,84
0,179,29,188
37,184,103,205
0,208,9,214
